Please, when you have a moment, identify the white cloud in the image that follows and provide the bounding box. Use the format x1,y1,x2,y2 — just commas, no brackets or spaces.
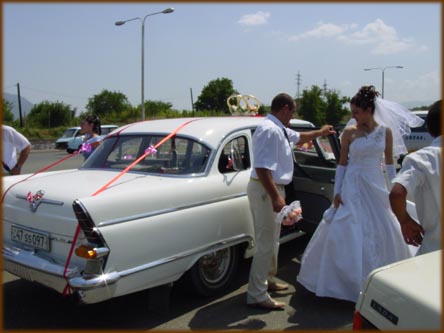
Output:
289,19,418,55
238,11,270,26
289,22,351,41
340,19,414,54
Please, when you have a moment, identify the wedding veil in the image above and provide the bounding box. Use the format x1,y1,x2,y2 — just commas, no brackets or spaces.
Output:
344,98,424,157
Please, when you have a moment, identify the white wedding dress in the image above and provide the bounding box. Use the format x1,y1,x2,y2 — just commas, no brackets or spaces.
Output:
297,125,413,303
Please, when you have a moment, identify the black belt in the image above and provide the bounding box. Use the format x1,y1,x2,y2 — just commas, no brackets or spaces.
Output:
250,177,285,187
2,161,11,172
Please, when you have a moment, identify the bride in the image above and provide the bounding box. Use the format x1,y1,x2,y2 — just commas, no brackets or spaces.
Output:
296,85,424,302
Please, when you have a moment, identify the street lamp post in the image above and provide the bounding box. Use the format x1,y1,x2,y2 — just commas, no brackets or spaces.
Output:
363,66,403,98
115,7,174,120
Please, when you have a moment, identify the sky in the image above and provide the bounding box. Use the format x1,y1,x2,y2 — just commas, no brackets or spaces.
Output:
3,2,442,115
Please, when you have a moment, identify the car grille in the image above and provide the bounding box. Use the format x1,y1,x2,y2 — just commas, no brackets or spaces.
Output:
4,260,34,281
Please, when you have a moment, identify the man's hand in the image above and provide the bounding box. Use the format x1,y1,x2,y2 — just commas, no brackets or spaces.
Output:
400,218,424,247
271,195,286,214
319,125,336,137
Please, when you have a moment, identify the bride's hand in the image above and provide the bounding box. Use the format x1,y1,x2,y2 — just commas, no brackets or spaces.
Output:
333,194,343,208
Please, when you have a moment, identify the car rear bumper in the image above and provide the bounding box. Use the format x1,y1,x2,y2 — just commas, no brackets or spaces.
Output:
3,245,120,304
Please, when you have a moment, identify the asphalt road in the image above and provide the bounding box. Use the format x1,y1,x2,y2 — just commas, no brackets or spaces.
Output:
3,149,355,330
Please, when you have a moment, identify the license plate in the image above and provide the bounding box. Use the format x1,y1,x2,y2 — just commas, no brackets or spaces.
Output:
11,225,50,251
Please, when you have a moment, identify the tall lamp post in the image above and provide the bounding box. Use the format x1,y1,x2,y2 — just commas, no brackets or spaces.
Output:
115,7,174,120
363,66,403,98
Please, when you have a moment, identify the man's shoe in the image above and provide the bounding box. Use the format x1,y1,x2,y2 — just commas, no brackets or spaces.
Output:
248,298,286,310
267,282,289,291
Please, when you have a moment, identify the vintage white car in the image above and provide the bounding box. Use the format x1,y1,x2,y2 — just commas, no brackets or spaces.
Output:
353,250,442,330
3,117,339,304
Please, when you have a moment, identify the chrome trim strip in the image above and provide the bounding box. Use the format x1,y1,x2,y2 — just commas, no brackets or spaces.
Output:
69,271,120,290
16,194,64,206
98,192,247,226
117,233,253,278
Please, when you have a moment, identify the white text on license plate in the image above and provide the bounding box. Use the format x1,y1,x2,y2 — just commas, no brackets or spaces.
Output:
11,225,50,251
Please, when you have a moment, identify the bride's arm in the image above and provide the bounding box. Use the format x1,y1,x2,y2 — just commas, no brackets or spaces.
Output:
384,127,394,165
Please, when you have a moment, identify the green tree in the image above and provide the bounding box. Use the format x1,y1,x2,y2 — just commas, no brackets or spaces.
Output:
324,90,350,126
297,85,349,126
2,98,14,123
194,77,237,113
86,89,132,119
144,100,174,119
27,100,73,128
297,85,325,126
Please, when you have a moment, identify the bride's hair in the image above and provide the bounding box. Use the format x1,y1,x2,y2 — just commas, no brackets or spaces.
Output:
351,86,381,113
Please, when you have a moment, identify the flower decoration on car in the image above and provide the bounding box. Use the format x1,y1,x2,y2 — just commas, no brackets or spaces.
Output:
79,142,92,153
145,145,157,156
26,190,45,212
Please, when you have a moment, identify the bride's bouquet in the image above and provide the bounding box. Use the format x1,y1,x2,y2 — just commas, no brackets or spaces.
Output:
275,200,303,226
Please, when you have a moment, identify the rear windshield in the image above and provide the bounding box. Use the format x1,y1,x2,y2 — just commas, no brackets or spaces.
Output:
82,134,211,175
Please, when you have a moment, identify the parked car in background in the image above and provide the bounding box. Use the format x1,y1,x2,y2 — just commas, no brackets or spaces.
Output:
353,250,442,330
54,126,82,150
403,110,433,153
3,117,340,304
66,125,118,154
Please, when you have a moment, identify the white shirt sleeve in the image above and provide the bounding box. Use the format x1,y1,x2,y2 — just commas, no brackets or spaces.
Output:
393,155,424,196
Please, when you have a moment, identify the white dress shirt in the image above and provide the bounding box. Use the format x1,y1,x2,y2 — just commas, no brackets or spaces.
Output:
250,114,300,185
2,125,31,170
393,136,442,255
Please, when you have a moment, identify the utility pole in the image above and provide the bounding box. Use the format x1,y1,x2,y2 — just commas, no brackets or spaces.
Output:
16,83,23,127
295,71,301,99
190,87,195,117
323,79,328,97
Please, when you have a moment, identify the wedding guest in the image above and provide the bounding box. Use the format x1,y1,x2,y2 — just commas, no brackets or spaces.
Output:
390,100,442,255
247,92,335,310
2,124,31,175
79,114,102,160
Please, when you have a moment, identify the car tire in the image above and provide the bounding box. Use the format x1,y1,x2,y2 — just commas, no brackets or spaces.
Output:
186,245,240,297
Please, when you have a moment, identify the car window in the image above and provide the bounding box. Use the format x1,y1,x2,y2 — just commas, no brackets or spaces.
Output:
61,129,78,138
218,136,250,173
294,135,337,167
101,126,118,135
82,135,211,175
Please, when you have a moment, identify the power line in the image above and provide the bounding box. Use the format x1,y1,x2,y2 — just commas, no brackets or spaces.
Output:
4,84,88,101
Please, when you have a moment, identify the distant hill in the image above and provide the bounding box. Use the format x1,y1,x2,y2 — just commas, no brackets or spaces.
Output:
402,100,435,110
3,92,34,120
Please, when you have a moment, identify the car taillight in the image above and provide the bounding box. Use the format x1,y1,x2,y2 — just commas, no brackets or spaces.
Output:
72,200,110,274
72,199,105,245
75,244,109,259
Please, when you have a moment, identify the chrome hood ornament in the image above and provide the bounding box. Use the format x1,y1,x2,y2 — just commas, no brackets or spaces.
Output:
27,190,46,212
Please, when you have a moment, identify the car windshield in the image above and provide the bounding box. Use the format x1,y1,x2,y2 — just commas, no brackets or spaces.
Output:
61,129,77,138
82,134,211,175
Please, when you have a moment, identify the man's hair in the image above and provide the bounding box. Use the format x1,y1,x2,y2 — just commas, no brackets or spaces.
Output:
271,93,295,112
426,100,442,138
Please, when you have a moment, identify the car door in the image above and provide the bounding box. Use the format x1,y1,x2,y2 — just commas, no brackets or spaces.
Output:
285,127,341,234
